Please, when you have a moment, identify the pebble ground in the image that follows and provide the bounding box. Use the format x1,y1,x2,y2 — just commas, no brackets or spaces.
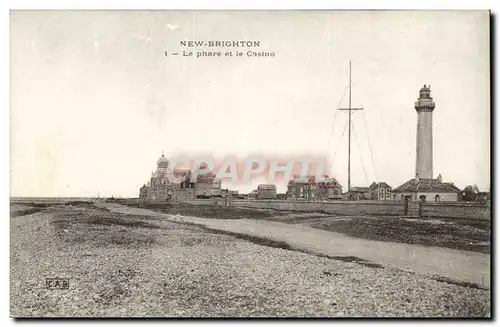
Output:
10,204,490,317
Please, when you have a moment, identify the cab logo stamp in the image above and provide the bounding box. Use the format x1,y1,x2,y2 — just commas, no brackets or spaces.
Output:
46,278,69,290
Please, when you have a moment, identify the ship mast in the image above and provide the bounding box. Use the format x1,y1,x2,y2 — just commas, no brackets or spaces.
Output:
338,61,363,192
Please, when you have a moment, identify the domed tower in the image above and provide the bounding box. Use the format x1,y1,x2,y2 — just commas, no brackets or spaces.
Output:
414,85,436,179
156,153,169,177
157,154,169,168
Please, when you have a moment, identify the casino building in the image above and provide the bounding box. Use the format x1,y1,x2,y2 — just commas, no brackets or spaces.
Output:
139,154,222,201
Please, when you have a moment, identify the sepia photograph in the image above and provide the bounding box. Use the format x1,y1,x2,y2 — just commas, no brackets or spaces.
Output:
9,9,491,318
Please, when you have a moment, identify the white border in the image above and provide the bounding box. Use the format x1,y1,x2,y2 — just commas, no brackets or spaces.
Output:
2,1,497,326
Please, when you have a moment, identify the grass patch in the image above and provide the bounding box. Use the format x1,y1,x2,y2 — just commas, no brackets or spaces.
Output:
138,202,288,220
84,216,161,229
432,275,488,290
311,216,490,254
197,226,292,251
10,208,44,217
24,203,54,208
315,253,385,269
50,211,161,248
64,201,94,206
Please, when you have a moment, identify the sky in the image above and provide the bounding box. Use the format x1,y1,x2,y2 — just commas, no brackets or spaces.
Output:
10,10,490,197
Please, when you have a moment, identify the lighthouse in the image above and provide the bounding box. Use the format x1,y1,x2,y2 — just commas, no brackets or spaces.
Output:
414,84,435,179
393,85,460,202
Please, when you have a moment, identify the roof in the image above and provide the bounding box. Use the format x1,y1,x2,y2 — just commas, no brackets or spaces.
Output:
288,175,341,187
369,182,392,189
258,184,277,190
196,170,216,183
290,175,317,184
172,169,190,178
419,84,431,93
350,187,369,193
157,154,169,166
445,182,461,192
393,178,460,193
343,191,369,200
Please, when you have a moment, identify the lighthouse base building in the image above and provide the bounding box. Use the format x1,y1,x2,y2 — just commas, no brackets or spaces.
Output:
393,174,460,202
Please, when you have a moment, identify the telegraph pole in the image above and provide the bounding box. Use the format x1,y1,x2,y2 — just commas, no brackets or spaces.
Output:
338,61,363,192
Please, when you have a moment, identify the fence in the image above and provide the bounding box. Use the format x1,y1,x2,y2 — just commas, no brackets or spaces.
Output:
176,198,490,220
421,202,490,219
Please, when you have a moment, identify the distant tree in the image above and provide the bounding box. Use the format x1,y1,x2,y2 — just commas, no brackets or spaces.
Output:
461,185,478,202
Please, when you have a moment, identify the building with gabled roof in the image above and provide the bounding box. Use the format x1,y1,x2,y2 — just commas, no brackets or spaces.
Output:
257,184,277,199
344,186,370,200
393,175,459,202
286,175,342,200
369,182,393,200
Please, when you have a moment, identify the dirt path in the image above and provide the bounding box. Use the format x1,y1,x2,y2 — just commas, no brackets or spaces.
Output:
102,203,490,289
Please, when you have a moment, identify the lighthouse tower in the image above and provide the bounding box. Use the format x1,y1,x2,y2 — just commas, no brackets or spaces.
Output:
414,85,435,179
393,85,459,201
